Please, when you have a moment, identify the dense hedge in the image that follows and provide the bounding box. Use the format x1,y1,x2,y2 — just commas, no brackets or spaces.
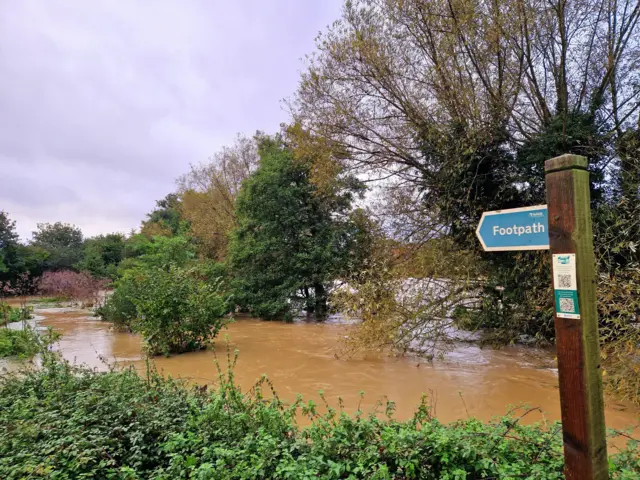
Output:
0,355,638,479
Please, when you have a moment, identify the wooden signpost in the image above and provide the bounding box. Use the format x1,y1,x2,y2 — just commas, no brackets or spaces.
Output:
476,154,608,480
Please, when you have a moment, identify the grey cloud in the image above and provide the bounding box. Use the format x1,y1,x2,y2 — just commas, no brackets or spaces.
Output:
0,0,342,240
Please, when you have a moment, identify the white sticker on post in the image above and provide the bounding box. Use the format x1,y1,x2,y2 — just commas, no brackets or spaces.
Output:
552,253,580,319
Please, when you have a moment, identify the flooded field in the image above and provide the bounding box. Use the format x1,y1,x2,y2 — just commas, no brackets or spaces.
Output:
8,306,633,438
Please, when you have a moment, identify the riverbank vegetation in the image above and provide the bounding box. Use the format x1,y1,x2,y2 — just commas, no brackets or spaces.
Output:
0,328,41,359
0,354,638,479
0,319,58,360
0,302,32,327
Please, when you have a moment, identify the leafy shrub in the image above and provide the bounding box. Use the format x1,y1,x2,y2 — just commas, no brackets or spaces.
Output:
133,264,228,355
38,270,108,306
598,268,640,405
99,264,229,355
0,325,57,359
95,272,139,331
0,302,32,326
0,302,11,327
0,354,637,479
0,328,40,358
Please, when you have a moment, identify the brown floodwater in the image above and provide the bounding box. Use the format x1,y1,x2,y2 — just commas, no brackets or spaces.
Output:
11,307,639,442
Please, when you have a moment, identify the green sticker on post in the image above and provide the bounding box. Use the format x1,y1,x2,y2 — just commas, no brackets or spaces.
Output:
552,253,580,319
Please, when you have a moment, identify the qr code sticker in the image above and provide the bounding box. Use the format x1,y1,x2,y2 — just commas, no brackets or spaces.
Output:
558,274,572,289
559,297,574,312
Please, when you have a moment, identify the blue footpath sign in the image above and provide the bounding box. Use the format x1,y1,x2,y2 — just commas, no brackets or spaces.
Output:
475,205,550,251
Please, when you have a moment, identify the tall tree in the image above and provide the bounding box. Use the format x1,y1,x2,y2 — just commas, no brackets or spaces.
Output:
31,222,84,271
0,211,22,282
141,194,184,238
77,233,126,278
229,136,365,320
293,0,640,242
177,133,261,259
290,0,640,349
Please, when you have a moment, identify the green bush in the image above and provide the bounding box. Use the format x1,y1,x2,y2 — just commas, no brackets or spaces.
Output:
95,272,139,331
0,325,57,359
99,263,229,356
133,264,228,356
0,354,638,479
0,301,33,326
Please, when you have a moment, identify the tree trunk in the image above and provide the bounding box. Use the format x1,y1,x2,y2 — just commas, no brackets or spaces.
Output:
313,283,327,320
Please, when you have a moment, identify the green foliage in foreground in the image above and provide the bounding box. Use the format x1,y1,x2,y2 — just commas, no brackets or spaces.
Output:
0,328,40,359
0,356,638,479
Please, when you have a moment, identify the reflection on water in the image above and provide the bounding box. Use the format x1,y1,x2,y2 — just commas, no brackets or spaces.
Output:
24,308,640,435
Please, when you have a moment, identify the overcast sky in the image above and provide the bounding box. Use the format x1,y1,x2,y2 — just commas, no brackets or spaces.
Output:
0,1,342,241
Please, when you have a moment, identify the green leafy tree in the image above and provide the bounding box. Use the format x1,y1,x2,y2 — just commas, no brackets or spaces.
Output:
141,193,185,238
229,136,365,320
76,233,126,278
122,232,153,257
0,211,49,287
31,222,84,271
16,245,49,280
0,211,25,282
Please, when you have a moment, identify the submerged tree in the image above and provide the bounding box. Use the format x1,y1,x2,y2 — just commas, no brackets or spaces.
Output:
229,136,366,320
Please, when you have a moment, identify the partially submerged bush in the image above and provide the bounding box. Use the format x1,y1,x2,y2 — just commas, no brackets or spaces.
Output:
94,271,139,331
98,264,228,355
0,301,33,326
0,355,637,479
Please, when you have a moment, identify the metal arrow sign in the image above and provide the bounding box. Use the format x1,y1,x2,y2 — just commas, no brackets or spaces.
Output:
475,205,550,252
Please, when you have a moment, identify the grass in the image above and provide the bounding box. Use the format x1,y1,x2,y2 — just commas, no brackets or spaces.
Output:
0,352,638,479
27,296,70,305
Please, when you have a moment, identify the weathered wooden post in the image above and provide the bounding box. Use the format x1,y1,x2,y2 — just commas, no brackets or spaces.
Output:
544,154,608,480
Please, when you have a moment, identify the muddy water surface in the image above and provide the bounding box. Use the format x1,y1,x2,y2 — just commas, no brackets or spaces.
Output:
28,308,639,436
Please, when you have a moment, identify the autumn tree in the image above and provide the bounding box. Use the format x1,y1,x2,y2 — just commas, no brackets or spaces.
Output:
177,133,261,259
293,0,639,241
291,0,640,357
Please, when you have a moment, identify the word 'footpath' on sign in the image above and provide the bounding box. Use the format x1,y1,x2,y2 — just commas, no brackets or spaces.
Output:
476,205,550,252
492,222,546,237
